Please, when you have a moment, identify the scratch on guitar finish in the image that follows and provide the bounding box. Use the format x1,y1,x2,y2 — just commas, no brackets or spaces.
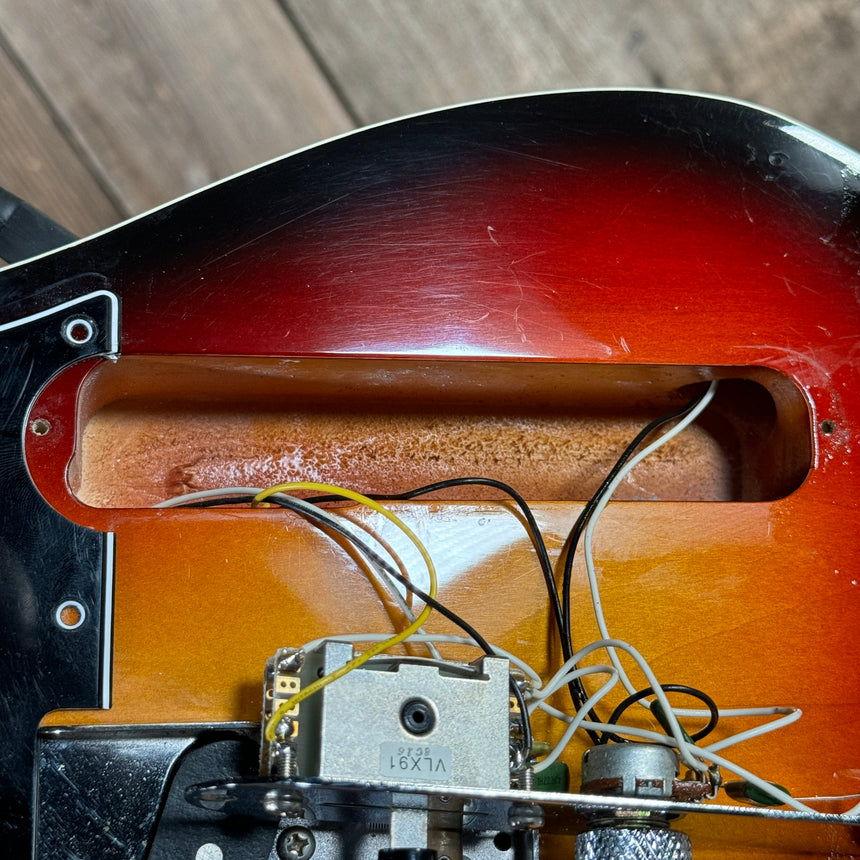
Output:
203,191,354,267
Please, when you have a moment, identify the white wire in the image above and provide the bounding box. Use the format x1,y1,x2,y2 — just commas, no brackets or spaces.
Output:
794,794,860,802
581,719,676,745
528,636,810,807
154,487,267,507
153,473,860,816
537,701,799,754
531,646,860,816
532,638,707,771
582,381,718,698
700,749,860,816
533,669,619,773
527,665,617,711
670,706,795,719
534,668,618,773
539,638,699,765
536,700,677,746
701,708,801,754
561,383,860,813
538,701,860,816
155,487,441,659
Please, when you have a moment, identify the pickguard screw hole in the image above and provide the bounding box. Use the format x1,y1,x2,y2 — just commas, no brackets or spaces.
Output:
820,419,835,436
30,418,52,436
55,600,86,630
61,314,97,346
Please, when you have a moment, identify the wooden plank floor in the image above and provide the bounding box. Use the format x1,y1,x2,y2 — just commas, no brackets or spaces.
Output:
0,0,857,239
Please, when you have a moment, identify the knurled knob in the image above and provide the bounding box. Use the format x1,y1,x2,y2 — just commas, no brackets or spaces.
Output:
575,827,692,860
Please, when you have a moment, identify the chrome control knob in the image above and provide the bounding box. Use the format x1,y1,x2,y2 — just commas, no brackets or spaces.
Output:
575,826,692,859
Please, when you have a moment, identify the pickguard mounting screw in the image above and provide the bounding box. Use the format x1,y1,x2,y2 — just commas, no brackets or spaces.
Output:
276,826,316,860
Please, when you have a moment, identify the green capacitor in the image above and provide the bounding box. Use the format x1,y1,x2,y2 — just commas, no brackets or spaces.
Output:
724,779,791,806
533,761,569,793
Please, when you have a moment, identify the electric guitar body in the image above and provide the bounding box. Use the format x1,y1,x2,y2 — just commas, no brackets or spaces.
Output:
1,90,859,858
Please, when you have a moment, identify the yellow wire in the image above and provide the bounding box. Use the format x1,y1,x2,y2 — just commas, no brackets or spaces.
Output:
253,482,437,742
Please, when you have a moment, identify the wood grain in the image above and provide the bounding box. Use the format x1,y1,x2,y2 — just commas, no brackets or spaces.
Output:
287,0,860,149
0,40,122,238
0,0,353,218
1,0,856,242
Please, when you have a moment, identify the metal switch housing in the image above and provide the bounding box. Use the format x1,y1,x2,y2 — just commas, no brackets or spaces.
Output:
295,642,511,791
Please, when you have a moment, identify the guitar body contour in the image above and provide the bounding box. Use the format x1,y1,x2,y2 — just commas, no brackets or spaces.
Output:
1,90,859,858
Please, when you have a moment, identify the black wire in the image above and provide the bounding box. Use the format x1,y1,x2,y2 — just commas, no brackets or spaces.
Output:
269,494,534,765
178,494,495,648
304,476,569,765
559,384,714,742
178,495,261,508
507,671,532,769
175,386,712,758
176,491,534,763
601,683,720,744
303,477,565,650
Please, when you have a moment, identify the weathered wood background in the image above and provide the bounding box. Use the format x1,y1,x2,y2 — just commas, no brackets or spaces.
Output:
0,0,857,239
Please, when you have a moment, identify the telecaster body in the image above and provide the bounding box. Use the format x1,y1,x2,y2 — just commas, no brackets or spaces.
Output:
0,91,859,858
